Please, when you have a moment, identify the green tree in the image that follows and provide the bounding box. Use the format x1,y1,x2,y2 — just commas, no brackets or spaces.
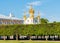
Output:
40,18,49,24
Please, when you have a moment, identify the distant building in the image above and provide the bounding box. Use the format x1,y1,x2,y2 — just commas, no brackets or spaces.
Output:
0,13,23,25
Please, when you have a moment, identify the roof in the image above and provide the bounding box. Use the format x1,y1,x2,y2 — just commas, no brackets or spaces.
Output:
0,14,23,20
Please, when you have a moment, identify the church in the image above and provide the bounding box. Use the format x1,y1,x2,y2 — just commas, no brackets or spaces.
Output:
23,6,40,24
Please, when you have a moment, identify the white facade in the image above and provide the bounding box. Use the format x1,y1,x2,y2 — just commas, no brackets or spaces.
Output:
24,18,34,24
24,18,40,24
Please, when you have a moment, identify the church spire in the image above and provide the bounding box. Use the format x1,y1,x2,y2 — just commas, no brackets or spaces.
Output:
23,11,26,21
37,11,40,19
30,5,32,9
29,5,34,19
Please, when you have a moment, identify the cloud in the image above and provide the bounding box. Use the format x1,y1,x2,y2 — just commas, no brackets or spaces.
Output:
27,1,41,6
26,1,41,8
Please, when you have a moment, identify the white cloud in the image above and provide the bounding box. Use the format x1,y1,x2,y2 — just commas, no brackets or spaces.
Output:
26,1,41,8
27,1,41,6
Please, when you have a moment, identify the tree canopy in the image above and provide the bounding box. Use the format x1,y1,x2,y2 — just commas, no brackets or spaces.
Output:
0,22,60,36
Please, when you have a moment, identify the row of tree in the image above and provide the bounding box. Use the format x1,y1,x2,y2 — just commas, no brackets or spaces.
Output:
0,22,60,40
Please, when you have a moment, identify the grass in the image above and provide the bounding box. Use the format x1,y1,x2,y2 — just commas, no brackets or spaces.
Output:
0,40,60,43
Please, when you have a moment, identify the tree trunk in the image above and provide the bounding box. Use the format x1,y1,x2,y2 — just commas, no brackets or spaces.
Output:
4,36,6,40
45,36,48,41
16,34,18,40
46,38,47,40
29,36,31,40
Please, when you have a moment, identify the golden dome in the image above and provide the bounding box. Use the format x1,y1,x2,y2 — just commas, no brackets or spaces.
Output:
29,5,34,15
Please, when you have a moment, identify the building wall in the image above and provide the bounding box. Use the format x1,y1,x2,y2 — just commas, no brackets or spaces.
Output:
24,18,40,24
0,19,23,25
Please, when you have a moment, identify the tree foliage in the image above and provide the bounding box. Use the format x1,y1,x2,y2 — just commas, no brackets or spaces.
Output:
0,22,60,36
40,18,49,24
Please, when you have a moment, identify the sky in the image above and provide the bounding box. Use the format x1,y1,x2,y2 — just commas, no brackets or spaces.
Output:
0,0,60,22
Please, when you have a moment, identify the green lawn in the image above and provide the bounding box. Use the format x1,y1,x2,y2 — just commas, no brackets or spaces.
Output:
0,40,60,43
